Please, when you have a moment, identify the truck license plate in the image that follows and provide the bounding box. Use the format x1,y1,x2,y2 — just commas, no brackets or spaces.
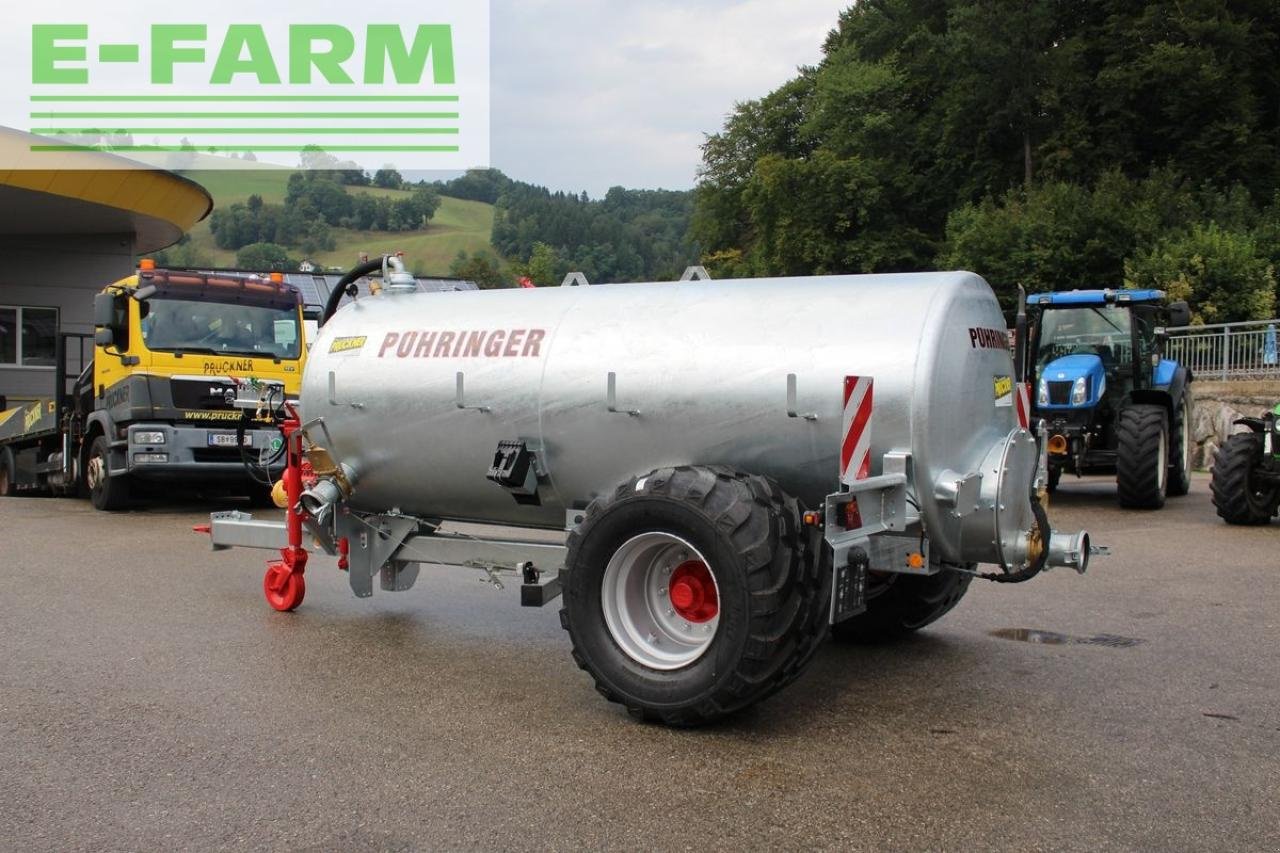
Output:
208,432,251,447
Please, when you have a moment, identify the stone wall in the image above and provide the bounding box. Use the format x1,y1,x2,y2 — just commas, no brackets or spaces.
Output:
1190,380,1280,470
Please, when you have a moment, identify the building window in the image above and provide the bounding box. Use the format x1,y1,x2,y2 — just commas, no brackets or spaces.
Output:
0,306,59,368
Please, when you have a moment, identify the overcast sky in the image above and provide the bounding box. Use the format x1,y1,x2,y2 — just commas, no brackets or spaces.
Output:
488,0,842,196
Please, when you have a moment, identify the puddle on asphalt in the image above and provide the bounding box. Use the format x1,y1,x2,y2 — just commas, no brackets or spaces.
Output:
990,628,1145,648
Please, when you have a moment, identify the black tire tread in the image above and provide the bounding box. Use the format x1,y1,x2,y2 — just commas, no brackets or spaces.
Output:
1210,433,1278,525
560,465,829,726
1116,405,1168,509
88,435,130,512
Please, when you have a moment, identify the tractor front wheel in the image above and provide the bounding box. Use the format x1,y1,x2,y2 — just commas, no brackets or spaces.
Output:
1167,394,1193,497
1210,433,1278,525
1116,405,1169,509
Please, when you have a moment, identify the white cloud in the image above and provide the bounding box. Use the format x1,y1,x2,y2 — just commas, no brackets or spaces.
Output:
491,0,842,194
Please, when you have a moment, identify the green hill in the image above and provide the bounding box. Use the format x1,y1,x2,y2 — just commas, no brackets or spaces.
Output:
181,169,496,274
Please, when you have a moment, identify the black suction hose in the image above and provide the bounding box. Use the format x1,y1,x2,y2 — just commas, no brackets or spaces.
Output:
320,257,388,326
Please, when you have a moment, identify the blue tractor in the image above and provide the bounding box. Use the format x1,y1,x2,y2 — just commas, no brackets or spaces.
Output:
1018,289,1194,508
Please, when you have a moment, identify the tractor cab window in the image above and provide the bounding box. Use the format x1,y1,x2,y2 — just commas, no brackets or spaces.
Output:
140,297,301,359
1036,306,1132,376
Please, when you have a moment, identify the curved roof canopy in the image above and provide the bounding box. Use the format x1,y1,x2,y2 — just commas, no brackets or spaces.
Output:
0,128,213,253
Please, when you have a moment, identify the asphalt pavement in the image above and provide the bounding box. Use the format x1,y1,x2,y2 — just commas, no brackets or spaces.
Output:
1,474,1277,851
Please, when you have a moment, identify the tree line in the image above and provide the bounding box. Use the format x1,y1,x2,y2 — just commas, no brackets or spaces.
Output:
693,1,1280,322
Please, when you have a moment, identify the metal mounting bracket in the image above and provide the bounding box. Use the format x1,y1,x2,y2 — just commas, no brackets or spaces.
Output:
606,372,641,417
327,371,365,410
455,371,492,413
786,374,818,421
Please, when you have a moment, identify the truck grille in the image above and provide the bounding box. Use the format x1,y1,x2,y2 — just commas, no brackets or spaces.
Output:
171,378,237,410
1047,381,1073,405
193,447,245,463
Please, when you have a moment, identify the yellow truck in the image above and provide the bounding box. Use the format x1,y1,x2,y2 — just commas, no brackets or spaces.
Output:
0,262,306,509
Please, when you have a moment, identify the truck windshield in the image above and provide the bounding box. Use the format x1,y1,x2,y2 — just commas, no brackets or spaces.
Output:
140,297,301,359
1037,306,1132,371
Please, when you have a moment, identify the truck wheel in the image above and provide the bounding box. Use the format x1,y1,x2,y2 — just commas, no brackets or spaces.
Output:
1210,433,1278,525
1116,405,1169,509
831,568,973,643
560,465,829,726
1167,394,1193,497
86,435,130,511
0,448,14,497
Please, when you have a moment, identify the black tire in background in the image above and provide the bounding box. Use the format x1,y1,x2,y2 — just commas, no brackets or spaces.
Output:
1210,433,1278,525
0,447,14,497
1167,394,1193,498
1046,465,1062,494
831,567,973,643
1116,405,1169,509
86,435,130,512
560,465,829,726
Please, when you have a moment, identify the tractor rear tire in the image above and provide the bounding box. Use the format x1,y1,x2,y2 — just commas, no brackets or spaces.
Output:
86,435,130,512
1210,433,1278,525
831,568,973,643
1167,394,1193,498
1116,405,1169,509
560,465,830,726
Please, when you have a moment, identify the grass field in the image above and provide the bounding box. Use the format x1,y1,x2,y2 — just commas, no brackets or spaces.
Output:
180,169,496,275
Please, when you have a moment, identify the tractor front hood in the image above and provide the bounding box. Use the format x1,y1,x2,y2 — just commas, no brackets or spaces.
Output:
1038,353,1106,409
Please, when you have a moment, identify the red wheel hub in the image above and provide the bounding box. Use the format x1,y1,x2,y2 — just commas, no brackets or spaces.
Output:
668,560,718,623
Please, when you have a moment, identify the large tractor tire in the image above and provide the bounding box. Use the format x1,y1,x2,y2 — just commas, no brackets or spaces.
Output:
831,568,973,643
560,465,829,726
85,435,130,511
1116,405,1169,509
1167,394,1193,498
1210,433,1278,525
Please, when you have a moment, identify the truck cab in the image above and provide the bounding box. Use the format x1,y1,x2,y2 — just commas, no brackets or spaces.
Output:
0,263,307,509
1025,289,1192,507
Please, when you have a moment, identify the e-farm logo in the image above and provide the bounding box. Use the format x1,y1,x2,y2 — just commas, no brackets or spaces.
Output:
8,1,490,171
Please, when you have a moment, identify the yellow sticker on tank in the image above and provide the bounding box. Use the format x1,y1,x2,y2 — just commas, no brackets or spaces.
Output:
994,375,1014,407
329,336,368,354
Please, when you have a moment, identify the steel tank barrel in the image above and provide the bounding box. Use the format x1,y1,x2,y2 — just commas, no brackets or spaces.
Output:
303,272,1032,566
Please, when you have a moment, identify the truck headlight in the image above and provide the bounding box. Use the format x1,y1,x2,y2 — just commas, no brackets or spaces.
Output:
1071,377,1088,405
1038,379,1049,406
133,431,166,445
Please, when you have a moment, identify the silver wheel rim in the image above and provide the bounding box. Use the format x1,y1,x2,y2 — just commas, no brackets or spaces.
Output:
600,532,720,671
87,453,104,490
1180,402,1191,475
1158,427,1168,492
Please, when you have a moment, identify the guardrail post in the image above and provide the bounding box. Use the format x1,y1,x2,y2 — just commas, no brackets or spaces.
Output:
1222,326,1230,380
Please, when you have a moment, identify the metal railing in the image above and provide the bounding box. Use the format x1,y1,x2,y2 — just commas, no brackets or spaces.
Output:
1165,320,1280,380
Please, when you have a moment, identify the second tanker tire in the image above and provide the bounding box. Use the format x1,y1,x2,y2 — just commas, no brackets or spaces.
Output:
560,466,830,726
830,569,973,643
1116,405,1169,509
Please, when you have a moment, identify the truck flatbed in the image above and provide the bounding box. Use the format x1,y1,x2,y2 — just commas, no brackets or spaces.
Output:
0,399,60,446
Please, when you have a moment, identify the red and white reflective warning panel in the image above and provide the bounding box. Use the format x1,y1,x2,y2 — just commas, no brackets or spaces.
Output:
1015,382,1032,430
841,376,874,486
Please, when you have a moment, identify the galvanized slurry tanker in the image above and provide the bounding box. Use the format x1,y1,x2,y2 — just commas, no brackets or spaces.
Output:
206,258,1098,725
